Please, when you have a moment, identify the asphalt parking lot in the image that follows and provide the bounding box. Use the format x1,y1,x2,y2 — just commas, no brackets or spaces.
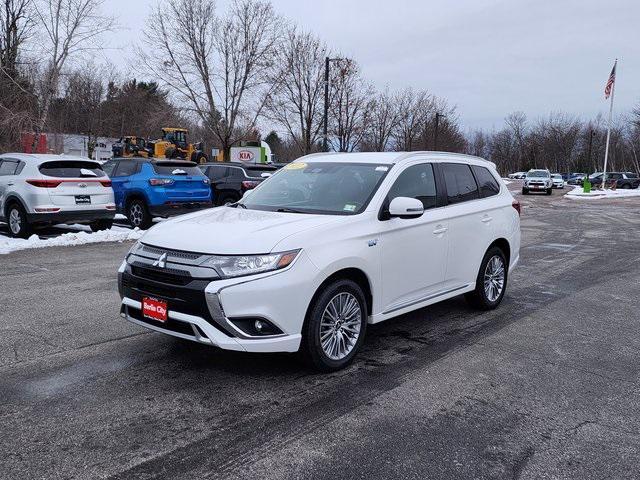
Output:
1,186,640,480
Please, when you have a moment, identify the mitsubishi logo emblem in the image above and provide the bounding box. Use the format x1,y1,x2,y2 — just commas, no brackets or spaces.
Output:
152,253,167,269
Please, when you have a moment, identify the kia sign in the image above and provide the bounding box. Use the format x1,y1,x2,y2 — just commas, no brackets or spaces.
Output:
230,146,263,163
238,150,254,162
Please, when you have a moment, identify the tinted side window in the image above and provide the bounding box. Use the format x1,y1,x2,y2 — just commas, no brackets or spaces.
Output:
387,163,437,210
471,165,500,198
207,166,229,180
102,161,118,177
0,160,19,175
114,161,139,177
442,163,479,204
229,167,244,179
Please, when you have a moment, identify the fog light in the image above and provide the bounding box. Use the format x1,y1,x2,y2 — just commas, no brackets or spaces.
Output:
254,320,265,333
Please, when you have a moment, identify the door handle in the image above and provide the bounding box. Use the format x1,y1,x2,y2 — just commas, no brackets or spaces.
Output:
432,226,448,235
7,182,14,186
481,216,493,223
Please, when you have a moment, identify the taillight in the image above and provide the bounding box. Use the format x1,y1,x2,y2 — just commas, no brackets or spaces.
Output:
149,178,174,186
242,180,260,190
26,179,62,188
512,200,521,216
100,180,112,187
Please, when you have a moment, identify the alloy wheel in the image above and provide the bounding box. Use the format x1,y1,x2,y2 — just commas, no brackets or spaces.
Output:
129,203,143,227
319,292,362,361
9,208,21,234
483,255,505,302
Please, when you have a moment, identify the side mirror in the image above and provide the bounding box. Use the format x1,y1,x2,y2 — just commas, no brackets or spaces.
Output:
388,197,424,219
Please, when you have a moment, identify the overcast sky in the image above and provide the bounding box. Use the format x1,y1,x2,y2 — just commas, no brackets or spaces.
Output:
106,0,639,132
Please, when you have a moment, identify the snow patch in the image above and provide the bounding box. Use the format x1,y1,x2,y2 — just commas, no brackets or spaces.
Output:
0,227,143,255
565,187,640,200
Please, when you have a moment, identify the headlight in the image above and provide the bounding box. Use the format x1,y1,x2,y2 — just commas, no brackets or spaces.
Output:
202,250,300,278
126,241,143,263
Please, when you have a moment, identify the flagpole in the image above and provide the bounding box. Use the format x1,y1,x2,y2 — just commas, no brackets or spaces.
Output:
602,59,617,190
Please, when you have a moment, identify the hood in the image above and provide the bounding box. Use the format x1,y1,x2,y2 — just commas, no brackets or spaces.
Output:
140,206,341,254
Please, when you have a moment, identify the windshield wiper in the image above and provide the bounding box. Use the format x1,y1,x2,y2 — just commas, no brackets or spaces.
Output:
276,207,305,214
229,202,247,209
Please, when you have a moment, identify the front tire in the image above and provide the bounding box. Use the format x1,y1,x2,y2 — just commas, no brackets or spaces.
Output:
465,246,508,310
546,188,552,195
127,199,152,229
6,203,32,238
521,188,528,195
300,279,367,372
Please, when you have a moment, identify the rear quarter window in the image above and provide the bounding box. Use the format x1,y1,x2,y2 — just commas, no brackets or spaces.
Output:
152,163,204,176
472,165,501,198
39,161,106,178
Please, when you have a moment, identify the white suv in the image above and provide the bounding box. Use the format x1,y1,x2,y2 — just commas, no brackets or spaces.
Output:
0,154,116,237
118,152,521,371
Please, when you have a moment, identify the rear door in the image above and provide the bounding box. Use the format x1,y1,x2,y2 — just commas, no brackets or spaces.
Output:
439,162,492,287
0,159,21,215
38,160,112,208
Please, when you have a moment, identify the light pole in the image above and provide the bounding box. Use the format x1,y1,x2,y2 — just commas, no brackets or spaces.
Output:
434,113,445,151
323,57,343,152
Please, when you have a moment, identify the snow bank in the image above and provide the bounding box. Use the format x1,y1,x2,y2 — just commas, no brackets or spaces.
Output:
565,187,640,200
0,227,143,255
502,178,513,185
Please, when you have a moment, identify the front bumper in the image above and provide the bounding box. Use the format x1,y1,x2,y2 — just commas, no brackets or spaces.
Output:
26,209,116,225
118,251,319,353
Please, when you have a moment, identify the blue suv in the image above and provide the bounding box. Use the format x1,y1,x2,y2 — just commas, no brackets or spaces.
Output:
102,158,213,229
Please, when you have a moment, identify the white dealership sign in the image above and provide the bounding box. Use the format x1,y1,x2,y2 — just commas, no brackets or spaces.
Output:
230,146,262,163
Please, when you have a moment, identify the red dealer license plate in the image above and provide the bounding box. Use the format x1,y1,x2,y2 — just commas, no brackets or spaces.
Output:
142,297,168,322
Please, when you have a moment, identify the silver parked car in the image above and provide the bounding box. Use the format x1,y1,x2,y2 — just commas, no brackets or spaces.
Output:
522,169,552,195
0,154,116,238
551,173,565,189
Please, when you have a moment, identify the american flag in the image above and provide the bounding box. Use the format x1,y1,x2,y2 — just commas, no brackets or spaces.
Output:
604,61,616,99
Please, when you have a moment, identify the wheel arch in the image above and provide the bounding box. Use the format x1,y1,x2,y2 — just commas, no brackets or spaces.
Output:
488,237,511,266
306,267,374,322
3,194,28,218
124,190,149,209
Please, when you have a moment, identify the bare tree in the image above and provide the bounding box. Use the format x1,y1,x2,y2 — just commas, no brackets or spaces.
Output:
1,0,33,75
32,0,114,145
266,27,327,155
142,0,281,159
362,87,400,152
328,59,373,152
393,88,433,151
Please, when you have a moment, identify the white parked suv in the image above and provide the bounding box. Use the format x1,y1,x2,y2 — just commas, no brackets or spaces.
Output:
0,154,116,237
118,152,521,371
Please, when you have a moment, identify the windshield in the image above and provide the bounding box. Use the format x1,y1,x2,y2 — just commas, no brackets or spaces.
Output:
527,171,549,178
552,174,562,179
240,162,391,215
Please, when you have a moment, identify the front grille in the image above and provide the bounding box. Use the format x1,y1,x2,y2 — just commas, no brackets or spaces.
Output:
141,244,203,261
121,269,233,337
131,265,191,286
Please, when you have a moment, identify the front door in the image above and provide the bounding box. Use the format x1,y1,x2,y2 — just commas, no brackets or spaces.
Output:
379,162,450,314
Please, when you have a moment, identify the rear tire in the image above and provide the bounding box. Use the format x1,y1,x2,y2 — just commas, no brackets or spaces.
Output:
6,203,32,239
546,188,552,195
300,279,367,372
465,246,508,311
127,199,152,229
622,184,631,189
89,219,113,232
